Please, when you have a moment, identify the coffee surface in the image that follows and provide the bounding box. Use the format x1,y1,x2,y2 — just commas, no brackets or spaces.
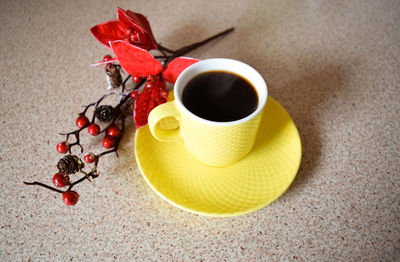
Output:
182,71,258,122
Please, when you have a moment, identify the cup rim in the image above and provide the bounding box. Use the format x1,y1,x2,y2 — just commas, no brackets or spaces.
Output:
173,58,268,126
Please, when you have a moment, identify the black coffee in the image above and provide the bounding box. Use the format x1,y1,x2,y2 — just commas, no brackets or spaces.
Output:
182,71,258,122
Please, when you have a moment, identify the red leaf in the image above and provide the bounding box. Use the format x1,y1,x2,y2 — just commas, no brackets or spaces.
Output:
117,7,158,50
90,20,126,49
134,77,168,129
110,40,162,77
162,57,200,83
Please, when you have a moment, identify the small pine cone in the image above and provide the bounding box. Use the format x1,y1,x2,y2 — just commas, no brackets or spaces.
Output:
57,155,84,175
106,64,122,89
95,105,114,122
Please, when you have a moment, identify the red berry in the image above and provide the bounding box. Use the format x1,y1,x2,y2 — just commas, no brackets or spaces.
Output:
83,152,97,163
126,27,133,35
63,191,79,206
88,123,100,136
130,91,138,99
160,89,168,98
107,124,121,138
102,135,116,149
132,76,141,83
56,141,69,154
76,114,89,128
129,32,139,42
103,55,112,61
52,173,70,187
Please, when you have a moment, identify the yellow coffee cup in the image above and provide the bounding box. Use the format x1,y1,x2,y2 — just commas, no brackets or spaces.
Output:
148,58,268,166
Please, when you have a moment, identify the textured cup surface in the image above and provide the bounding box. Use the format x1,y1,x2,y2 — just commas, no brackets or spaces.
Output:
148,58,268,166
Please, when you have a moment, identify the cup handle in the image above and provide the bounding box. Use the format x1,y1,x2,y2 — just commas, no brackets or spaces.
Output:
148,101,182,142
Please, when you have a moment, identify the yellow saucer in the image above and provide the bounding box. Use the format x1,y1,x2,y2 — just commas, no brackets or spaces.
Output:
134,97,302,217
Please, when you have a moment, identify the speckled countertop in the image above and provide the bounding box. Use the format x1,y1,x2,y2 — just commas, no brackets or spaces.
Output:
1,0,399,261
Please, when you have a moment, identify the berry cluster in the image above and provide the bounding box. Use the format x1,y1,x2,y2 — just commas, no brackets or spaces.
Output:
53,90,124,205
24,7,234,206
25,63,141,205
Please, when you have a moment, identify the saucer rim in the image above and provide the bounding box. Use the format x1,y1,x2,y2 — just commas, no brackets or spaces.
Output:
134,97,302,217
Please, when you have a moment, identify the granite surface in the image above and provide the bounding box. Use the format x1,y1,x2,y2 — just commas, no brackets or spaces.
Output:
1,0,399,261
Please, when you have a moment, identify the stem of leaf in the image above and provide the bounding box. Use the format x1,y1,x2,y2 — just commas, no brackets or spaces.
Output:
163,27,235,64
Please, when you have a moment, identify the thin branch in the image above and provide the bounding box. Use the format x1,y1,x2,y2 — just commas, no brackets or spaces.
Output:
24,170,99,194
121,74,132,93
167,27,234,63
66,172,97,190
24,181,66,194
81,91,124,115
157,43,174,54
